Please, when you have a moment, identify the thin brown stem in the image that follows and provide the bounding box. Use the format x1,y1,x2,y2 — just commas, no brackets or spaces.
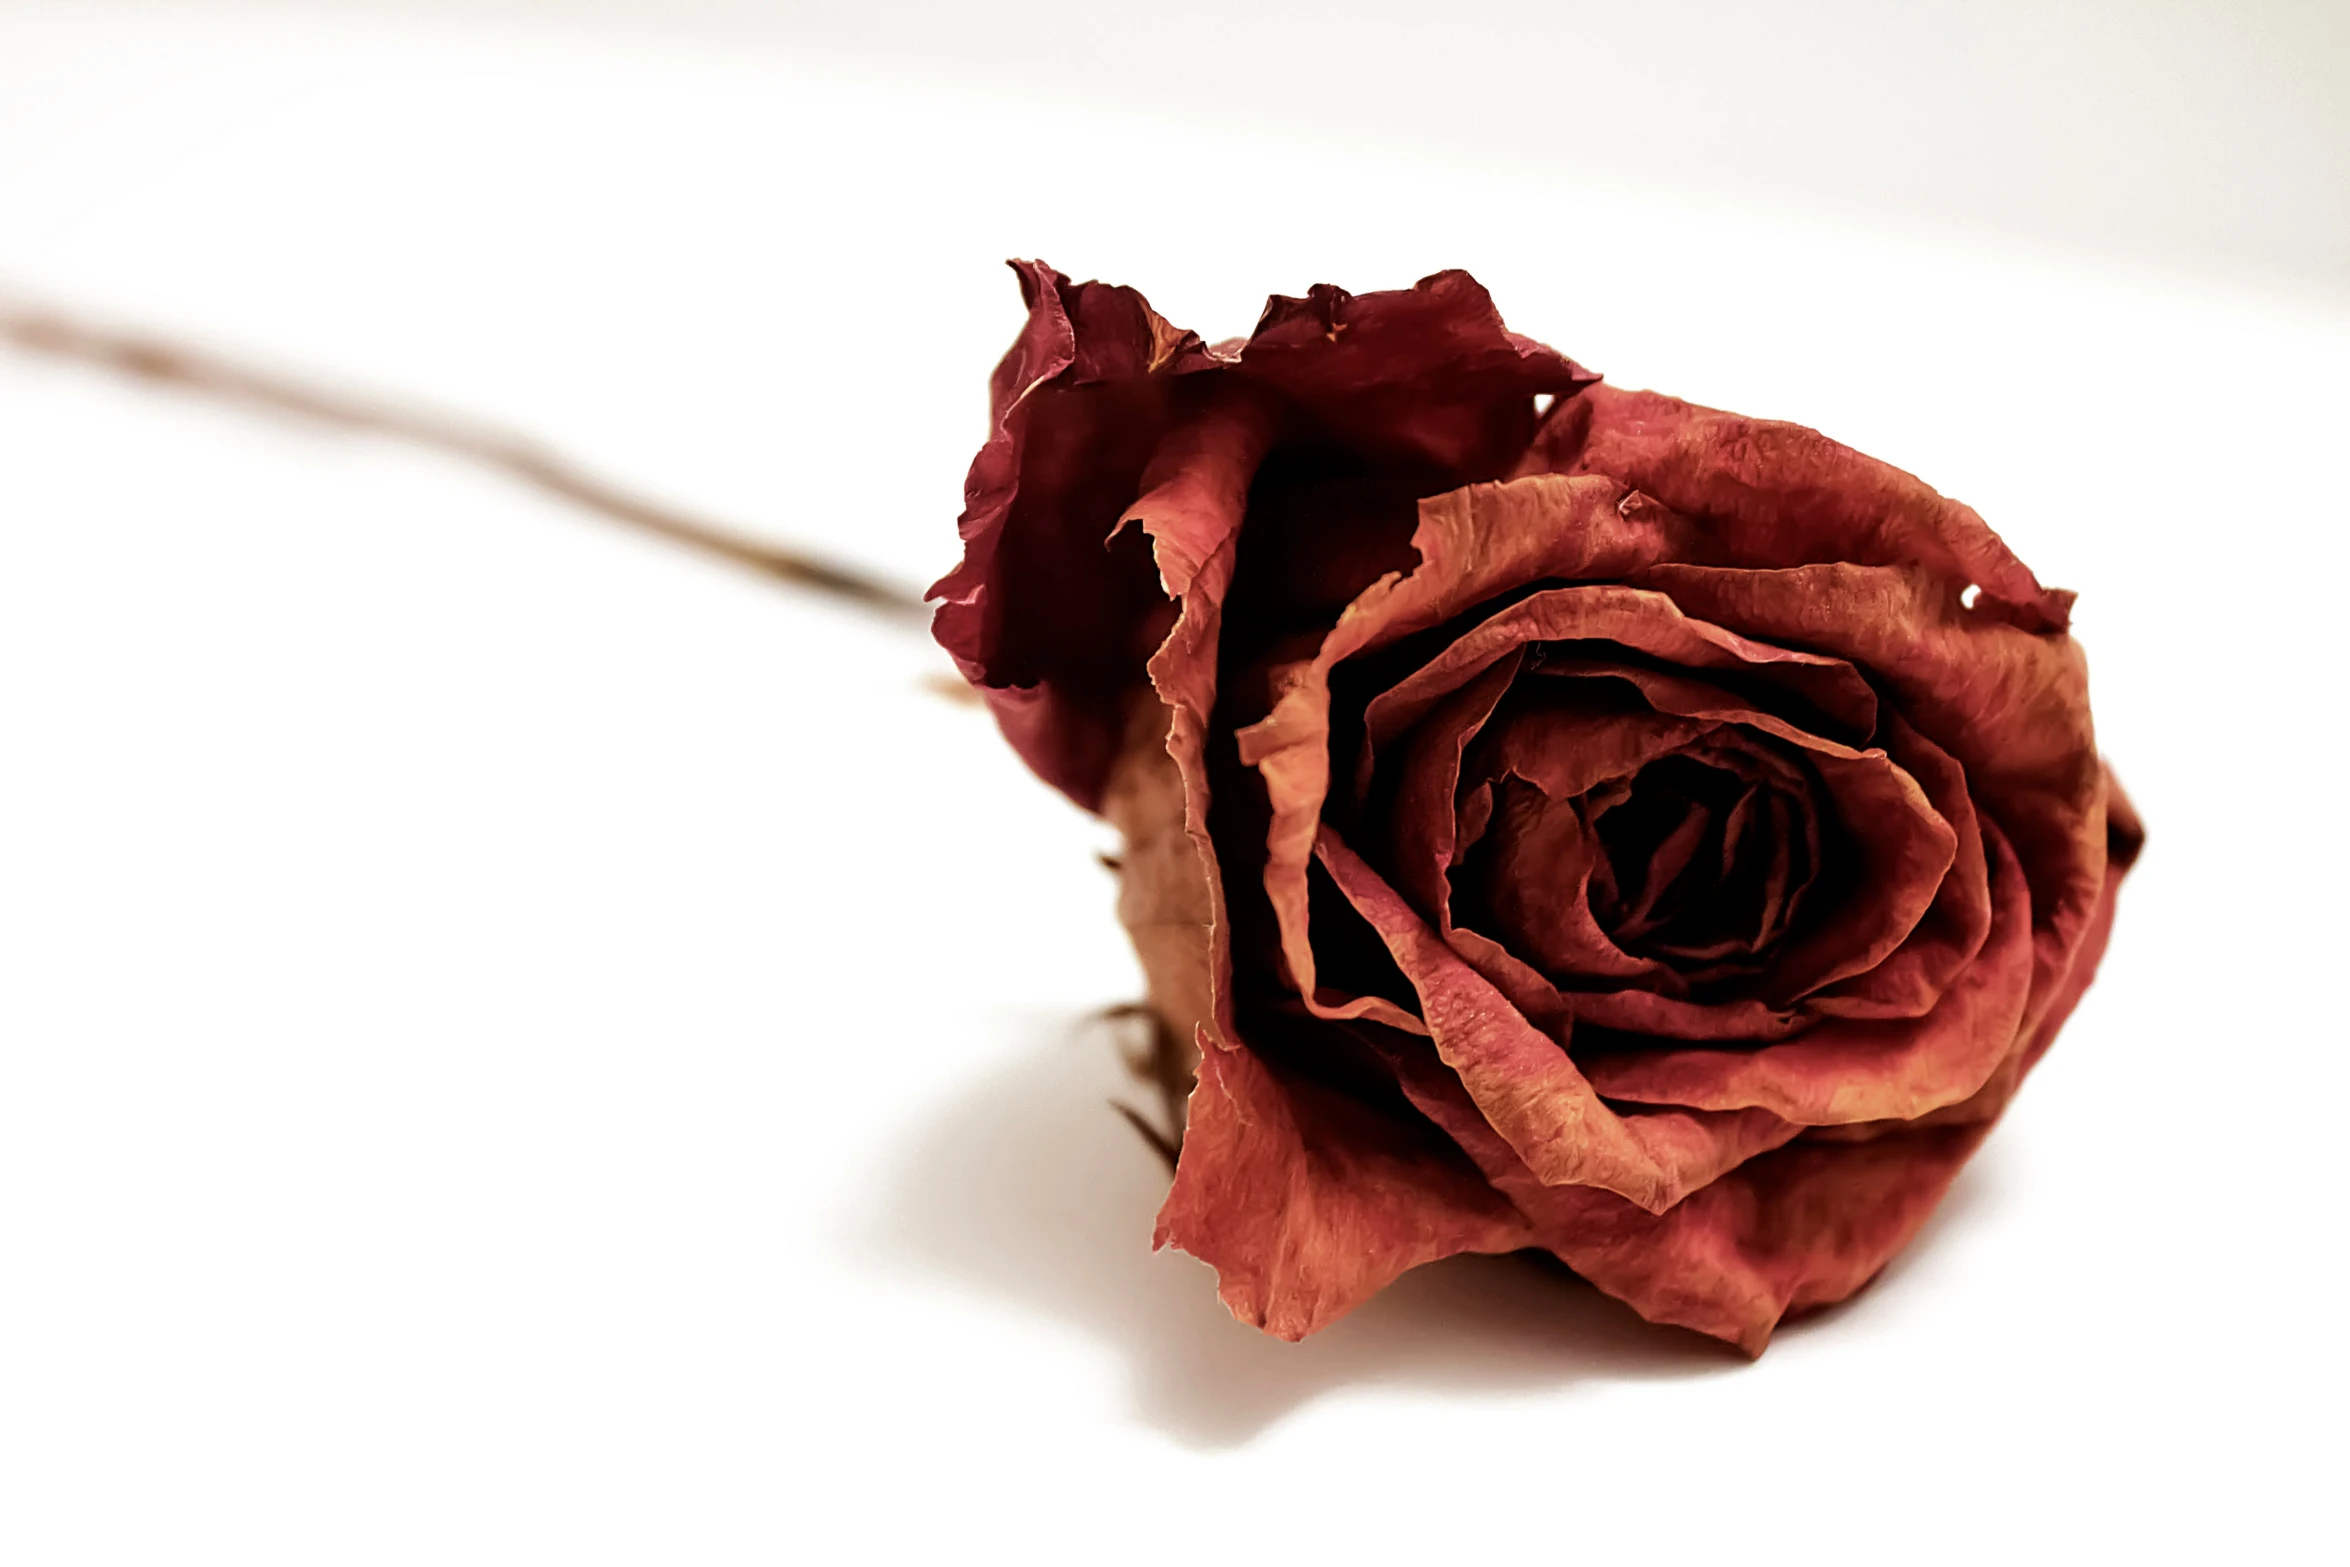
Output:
0,293,932,622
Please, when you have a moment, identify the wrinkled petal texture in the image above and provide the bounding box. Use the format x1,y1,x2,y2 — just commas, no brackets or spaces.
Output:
932,260,1596,812
938,263,2139,1355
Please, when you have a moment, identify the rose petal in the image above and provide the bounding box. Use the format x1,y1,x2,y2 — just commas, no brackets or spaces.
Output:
2017,765,2144,1074
1357,583,1879,793
1098,389,1288,1049
1527,382,2075,633
1153,1028,1533,1341
1585,749,1804,965
1636,560,2106,1033
1441,680,1718,987
1400,650,1952,1021
1316,829,1793,1211
1578,817,2035,1124
1238,476,1693,1035
1805,715,1992,1020
1554,984,1813,1041
1542,659,1958,1002
936,263,1599,812
1475,680,1716,805
1557,1126,1996,1357
1376,648,1526,921
1804,767,2142,1141
1116,387,1444,1043
1466,774,1661,982
1381,1040,1988,1355
1476,709,1821,981
1102,694,1221,1054
1238,271,1597,475
932,261,1222,808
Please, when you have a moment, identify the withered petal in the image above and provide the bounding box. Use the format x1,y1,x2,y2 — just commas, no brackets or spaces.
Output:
935,263,1597,811
1101,694,1221,1056
1476,685,1716,806
1317,828,1793,1212
1377,648,1525,922
1237,271,1597,475
1239,476,1690,1035
1102,388,1288,1052
1383,1039,1987,1355
1507,655,1957,1002
1153,1029,1533,1341
1637,560,2106,1032
1529,382,2076,633
1357,583,1879,791
1465,772,1665,983
1805,714,1993,1020
933,261,1221,808
1578,817,2036,1124
1770,767,2139,1142
2016,764,2143,1076
1559,1125,1996,1357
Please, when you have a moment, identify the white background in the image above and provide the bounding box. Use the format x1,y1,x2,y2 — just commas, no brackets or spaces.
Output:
1,3,2344,1561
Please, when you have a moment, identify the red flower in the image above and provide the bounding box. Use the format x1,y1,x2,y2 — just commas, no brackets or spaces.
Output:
934,262,2141,1353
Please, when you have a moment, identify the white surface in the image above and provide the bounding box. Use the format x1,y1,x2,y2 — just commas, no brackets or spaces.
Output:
0,5,2344,1562
233,0,2350,307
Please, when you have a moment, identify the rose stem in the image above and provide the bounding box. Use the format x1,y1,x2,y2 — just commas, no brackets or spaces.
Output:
1104,1002,1193,1166
0,293,932,624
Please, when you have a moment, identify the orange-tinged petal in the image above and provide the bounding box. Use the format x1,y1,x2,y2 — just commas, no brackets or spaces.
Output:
1153,1029,1532,1341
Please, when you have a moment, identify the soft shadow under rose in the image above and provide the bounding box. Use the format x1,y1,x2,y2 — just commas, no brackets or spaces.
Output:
859,1012,1748,1446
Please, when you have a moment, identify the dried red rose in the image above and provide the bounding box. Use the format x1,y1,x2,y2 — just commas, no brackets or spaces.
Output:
933,261,2142,1354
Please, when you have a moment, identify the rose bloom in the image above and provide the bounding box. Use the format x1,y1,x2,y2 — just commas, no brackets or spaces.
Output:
933,262,2142,1353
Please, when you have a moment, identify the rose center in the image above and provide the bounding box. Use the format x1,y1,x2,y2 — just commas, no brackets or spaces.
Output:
1586,753,1811,965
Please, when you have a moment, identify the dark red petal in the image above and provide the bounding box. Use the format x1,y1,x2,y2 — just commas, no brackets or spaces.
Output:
1441,921,1810,1042
1578,817,2035,1123
936,265,1599,812
1794,768,2141,1142
1239,271,1598,475
1357,584,1878,793
1559,1126,1994,1356
1382,1040,1987,1355
1510,656,1956,1001
1238,476,1688,1027
1467,768,1669,984
1376,649,1526,922
1153,1030,1533,1341
931,261,1221,809
2017,765,2143,1075
1636,560,2106,1034
1095,388,1290,1053
1109,386,1432,1043
1440,683,1715,989
1478,683,1716,804
1805,715,1993,1021
1529,383,2075,633
1316,829,1793,1211
1554,984,1811,1041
